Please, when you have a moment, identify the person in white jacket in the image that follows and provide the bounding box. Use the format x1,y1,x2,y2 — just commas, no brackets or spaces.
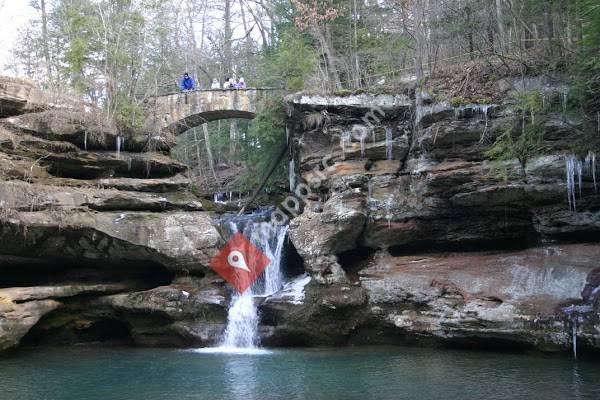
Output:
211,78,221,89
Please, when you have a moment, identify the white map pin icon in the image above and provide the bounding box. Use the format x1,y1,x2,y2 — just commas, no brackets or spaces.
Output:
227,250,250,272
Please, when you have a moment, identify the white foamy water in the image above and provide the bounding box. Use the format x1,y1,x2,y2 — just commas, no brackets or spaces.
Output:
208,217,289,353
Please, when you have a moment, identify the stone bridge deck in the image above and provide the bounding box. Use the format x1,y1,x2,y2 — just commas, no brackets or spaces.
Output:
145,88,276,134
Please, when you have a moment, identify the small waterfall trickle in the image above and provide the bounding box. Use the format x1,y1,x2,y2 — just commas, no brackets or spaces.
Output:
213,214,289,352
83,132,87,151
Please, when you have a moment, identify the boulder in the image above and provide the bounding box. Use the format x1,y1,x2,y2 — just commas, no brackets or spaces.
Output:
0,77,37,118
0,298,60,351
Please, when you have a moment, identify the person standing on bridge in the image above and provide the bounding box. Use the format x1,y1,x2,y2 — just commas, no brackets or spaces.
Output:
180,72,195,91
211,78,220,89
237,77,246,89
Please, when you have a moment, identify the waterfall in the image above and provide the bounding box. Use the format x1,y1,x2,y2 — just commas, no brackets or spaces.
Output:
212,215,289,352
214,193,227,204
360,135,366,159
83,132,87,151
385,127,393,160
367,178,373,203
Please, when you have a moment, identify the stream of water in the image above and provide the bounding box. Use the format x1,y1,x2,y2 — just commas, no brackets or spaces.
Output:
200,214,288,354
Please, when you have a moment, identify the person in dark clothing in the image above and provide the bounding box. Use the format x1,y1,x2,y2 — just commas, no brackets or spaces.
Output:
180,73,195,91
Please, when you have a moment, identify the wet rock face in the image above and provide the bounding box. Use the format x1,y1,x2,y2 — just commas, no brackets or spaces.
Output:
284,90,600,352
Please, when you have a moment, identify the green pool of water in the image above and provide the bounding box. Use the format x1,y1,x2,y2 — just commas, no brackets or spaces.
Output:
0,346,598,400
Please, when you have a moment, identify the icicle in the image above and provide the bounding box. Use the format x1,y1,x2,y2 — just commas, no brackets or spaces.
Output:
367,178,373,203
385,127,393,160
593,152,597,193
341,131,352,159
577,160,583,198
360,135,366,159
572,319,577,360
83,132,87,151
116,136,122,156
385,196,393,229
542,94,546,110
479,106,490,143
286,127,290,145
562,91,568,114
585,151,597,192
289,159,296,192
371,127,376,144
229,192,233,202
454,107,461,120
566,155,577,212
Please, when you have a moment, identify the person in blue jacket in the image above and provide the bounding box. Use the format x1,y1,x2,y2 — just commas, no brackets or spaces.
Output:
180,72,195,91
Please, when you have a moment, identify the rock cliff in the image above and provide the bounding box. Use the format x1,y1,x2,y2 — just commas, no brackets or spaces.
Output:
278,81,600,353
0,77,231,351
1,75,599,355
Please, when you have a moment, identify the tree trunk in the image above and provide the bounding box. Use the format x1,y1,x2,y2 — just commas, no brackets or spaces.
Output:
465,5,474,59
202,124,219,184
39,0,52,83
496,0,506,53
229,120,239,161
223,0,233,76
412,0,425,107
313,25,342,90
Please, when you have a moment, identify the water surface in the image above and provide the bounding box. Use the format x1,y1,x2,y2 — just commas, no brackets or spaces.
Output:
0,346,598,400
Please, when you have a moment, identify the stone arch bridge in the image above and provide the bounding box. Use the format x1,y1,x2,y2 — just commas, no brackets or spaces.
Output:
145,88,276,135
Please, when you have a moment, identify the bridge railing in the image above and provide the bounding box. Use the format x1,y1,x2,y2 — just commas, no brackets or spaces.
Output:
141,87,282,101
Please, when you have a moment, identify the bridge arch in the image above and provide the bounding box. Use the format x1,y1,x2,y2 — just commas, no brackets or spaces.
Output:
145,88,272,135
